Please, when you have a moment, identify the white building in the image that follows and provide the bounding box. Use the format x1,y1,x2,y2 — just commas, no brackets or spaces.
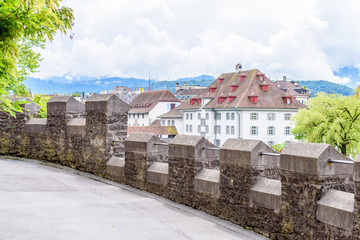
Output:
177,68,307,146
274,78,311,105
128,90,180,127
158,106,184,137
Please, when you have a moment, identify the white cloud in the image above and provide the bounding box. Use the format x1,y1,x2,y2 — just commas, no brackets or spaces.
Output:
32,0,360,85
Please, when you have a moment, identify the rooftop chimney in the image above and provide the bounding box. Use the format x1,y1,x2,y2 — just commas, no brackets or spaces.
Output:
283,76,287,82
176,82,180,92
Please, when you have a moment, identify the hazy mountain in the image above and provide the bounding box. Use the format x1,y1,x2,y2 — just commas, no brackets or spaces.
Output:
25,75,354,97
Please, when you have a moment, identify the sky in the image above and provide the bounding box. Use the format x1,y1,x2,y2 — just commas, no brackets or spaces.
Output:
33,0,360,87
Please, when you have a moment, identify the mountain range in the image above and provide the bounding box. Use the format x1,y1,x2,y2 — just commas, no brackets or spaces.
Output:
25,75,355,96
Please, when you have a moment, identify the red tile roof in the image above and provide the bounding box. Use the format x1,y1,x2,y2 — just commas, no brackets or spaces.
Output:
274,81,311,97
127,126,178,135
129,90,180,113
178,69,307,110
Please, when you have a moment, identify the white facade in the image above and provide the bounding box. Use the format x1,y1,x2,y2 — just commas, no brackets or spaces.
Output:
128,102,180,126
160,117,183,135
182,108,297,147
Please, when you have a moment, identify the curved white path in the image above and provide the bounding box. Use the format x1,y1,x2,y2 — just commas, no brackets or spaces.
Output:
0,157,267,240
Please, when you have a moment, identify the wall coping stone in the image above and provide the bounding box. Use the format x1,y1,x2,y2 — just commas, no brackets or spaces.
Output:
317,189,354,231
67,118,86,136
47,95,85,114
25,118,47,134
147,162,168,174
85,94,131,114
280,142,353,176
106,156,125,168
250,178,281,212
195,168,220,183
220,138,279,168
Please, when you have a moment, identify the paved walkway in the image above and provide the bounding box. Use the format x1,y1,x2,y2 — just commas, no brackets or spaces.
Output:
0,157,267,240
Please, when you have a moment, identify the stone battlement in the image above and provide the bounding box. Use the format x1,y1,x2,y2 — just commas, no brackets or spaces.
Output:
0,94,359,239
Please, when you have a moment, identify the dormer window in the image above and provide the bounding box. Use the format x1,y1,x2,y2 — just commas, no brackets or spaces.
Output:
240,75,246,82
260,84,269,92
218,97,227,104
197,98,202,104
190,98,197,105
248,96,258,104
228,96,236,103
218,78,225,84
257,74,265,82
230,85,238,92
209,87,217,93
282,96,292,104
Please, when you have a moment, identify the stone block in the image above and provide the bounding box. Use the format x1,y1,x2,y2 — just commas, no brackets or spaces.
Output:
125,133,164,154
317,189,354,231
25,118,47,134
169,135,218,160
147,162,168,185
220,138,279,169
67,118,86,136
85,94,131,114
354,155,360,182
106,156,125,178
281,142,353,176
194,168,220,197
47,96,85,114
250,178,281,212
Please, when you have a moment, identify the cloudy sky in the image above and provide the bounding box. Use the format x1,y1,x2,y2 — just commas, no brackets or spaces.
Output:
33,0,360,87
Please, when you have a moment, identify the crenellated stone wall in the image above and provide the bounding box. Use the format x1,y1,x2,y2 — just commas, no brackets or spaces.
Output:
1,94,360,239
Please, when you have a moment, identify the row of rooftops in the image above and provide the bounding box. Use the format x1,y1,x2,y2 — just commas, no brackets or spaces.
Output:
128,69,308,115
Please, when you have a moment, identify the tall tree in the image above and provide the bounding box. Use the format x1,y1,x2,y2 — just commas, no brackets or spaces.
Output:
292,93,360,157
0,0,74,116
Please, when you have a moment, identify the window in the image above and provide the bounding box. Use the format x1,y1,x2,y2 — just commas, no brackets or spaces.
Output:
186,125,189,132
226,113,230,120
215,139,221,147
268,126,275,135
268,141,275,146
250,113,258,120
215,113,221,120
168,120,170,126
189,125,193,132
214,125,221,134
226,126,230,134
285,141,290,145
129,114,131,119
186,113,189,120
190,113,193,120
250,126,258,135
161,120,165,126
172,120,175,126
200,132,205,137
267,113,275,121
142,113,144,119
231,113,235,120
231,126,235,135
201,119,206,126
206,126,209,133
198,113,201,119
285,126,291,135
137,114,140,118
284,113,291,121
171,103,176,110
198,125,201,133
206,113,209,120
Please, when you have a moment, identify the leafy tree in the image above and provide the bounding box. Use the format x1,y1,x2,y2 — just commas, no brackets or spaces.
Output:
271,143,287,153
292,93,360,157
0,0,74,116
72,92,81,97
31,94,50,118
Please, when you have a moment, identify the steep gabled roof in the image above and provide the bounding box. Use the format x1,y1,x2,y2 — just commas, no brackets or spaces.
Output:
178,69,307,110
158,106,183,118
129,90,180,113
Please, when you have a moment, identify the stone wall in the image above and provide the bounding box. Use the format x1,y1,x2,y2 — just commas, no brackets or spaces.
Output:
1,94,359,239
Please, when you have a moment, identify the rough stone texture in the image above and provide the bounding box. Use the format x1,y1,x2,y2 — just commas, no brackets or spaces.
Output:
83,94,130,175
354,155,360,239
105,156,125,182
168,135,219,210
125,133,165,190
219,138,281,238
317,189,354,231
250,178,281,212
280,142,354,240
